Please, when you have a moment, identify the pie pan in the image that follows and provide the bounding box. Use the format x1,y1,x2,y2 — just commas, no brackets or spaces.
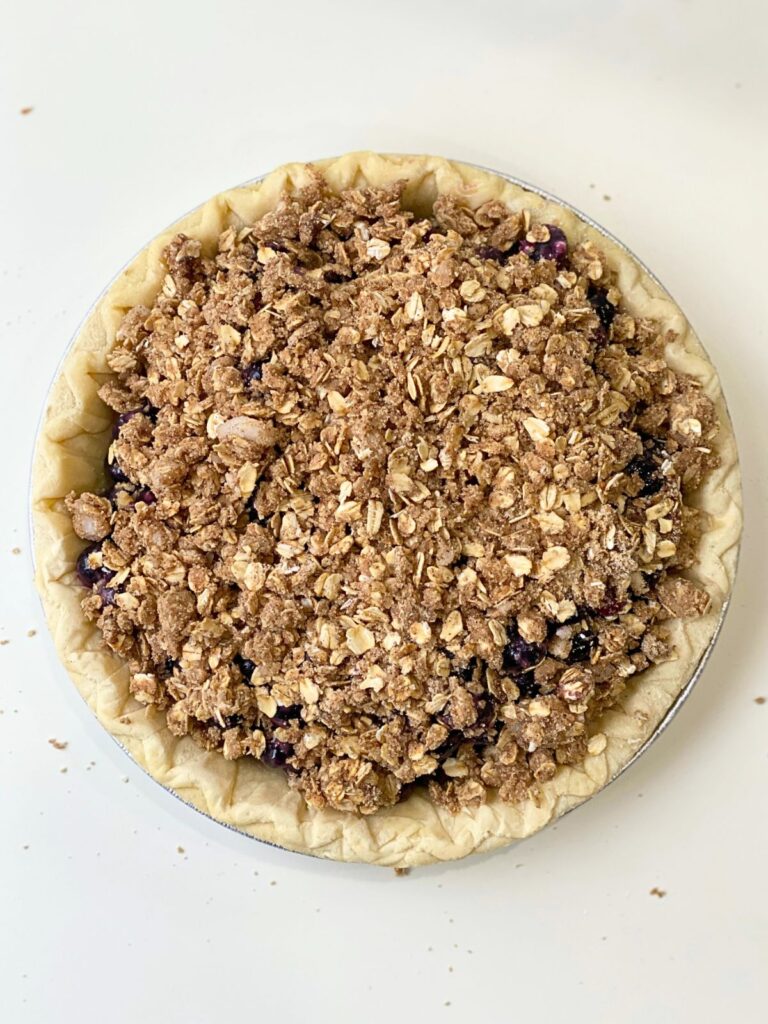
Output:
31,153,742,867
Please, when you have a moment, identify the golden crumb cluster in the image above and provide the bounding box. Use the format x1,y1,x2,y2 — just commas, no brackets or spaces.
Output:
67,172,717,814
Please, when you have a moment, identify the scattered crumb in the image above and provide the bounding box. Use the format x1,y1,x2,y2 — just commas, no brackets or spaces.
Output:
754,696,765,705
448,966,454,973
602,194,611,202
270,880,277,886
394,867,410,877
444,1002,451,1008
253,870,259,876
0,640,9,647
119,715,133,724
20,107,33,116
48,738,68,750
589,183,595,189
177,846,185,854
650,887,667,898
23,844,29,850
27,629,37,638
122,776,129,783
60,767,68,774
427,946,433,952
11,547,21,555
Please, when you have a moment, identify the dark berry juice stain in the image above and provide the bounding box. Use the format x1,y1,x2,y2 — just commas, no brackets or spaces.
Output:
518,225,568,267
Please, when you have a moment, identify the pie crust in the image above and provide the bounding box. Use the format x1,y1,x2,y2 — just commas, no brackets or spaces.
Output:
32,152,742,866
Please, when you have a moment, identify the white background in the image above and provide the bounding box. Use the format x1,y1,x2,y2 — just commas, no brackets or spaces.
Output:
2,2,767,1021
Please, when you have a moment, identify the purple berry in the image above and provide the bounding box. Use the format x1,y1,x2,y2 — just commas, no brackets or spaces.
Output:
568,630,597,664
262,738,293,768
106,456,131,483
476,245,506,263
502,626,543,675
625,450,663,498
136,489,157,504
272,704,302,727
75,545,115,589
455,657,478,683
242,361,264,385
96,582,117,607
588,285,617,330
515,671,540,699
518,225,568,267
112,408,143,438
596,586,625,618
235,654,256,683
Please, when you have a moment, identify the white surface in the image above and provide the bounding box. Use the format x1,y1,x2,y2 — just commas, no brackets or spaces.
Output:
2,2,767,1021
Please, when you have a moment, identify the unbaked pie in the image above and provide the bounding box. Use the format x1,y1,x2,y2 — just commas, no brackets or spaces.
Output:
32,153,741,866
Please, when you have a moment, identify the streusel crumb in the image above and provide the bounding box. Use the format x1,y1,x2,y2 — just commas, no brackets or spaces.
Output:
67,171,718,814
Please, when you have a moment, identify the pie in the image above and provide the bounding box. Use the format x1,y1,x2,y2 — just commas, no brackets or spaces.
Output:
32,152,742,867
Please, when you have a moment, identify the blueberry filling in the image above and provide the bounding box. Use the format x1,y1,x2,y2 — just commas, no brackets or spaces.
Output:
112,408,143,438
625,444,665,498
454,656,478,683
502,626,544,675
262,738,293,768
518,225,568,267
234,654,256,683
596,586,625,618
588,285,617,330
242,361,264,385
476,245,506,263
106,456,131,483
272,704,302,727
515,671,540,699
75,544,115,589
568,630,597,664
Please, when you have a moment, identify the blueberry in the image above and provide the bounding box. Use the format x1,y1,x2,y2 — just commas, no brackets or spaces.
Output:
473,694,497,731
625,450,663,498
136,488,157,504
502,626,543,675
272,704,302,726
436,730,464,759
159,658,177,679
75,545,115,589
112,408,143,439
515,671,540,699
568,630,597,664
455,656,477,683
476,245,506,263
596,587,625,618
518,225,568,267
96,582,117,607
106,457,131,484
234,654,256,683
588,285,617,330
324,269,347,284
262,738,293,768
242,361,264,386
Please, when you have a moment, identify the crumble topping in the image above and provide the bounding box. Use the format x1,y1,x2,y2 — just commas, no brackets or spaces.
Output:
66,171,718,815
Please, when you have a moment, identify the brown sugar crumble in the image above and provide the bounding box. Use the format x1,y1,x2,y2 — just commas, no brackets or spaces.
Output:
66,171,718,815
649,887,667,898
754,697,766,705
48,738,69,750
